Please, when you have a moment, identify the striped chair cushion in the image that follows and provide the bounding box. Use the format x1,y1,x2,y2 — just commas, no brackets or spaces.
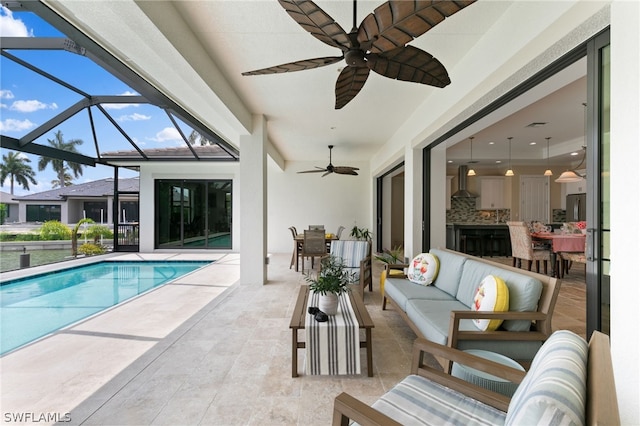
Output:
330,240,368,268
370,374,506,426
505,330,587,426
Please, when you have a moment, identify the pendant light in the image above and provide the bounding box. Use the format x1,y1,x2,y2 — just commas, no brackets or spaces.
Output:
467,136,476,176
555,103,587,183
543,137,553,176
505,137,514,176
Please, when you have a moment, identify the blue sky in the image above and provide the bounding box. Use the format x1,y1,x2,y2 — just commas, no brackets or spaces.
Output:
1,6,199,196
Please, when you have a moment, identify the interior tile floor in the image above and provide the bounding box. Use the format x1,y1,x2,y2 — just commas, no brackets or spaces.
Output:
0,252,585,425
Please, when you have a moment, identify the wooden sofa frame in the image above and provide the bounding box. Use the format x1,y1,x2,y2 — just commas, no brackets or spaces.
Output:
332,332,619,425
382,249,561,369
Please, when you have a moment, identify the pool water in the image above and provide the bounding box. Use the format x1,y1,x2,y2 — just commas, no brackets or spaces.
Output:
0,260,210,355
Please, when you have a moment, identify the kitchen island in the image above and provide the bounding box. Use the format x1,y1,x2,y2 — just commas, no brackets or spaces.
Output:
446,223,511,257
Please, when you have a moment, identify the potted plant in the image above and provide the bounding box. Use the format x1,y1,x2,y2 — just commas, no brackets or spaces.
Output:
374,246,405,265
305,255,355,315
349,225,372,241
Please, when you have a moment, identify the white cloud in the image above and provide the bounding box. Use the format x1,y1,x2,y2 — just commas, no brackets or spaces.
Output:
118,112,151,122
1,89,15,99
0,118,36,132
149,127,182,143
10,100,58,113
102,91,142,110
0,6,34,37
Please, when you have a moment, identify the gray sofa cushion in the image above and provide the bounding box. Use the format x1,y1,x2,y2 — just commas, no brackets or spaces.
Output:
406,299,474,345
385,277,456,311
456,259,543,331
430,248,467,297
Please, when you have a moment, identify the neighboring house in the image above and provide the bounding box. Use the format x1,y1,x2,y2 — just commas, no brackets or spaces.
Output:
12,178,139,225
0,190,19,223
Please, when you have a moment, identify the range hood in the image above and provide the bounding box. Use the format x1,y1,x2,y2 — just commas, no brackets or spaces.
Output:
451,165,477,198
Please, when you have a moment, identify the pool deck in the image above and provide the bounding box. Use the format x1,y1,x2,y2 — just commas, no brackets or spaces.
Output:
0,252,240,424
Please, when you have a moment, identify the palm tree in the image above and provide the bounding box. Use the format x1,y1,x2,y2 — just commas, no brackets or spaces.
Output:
188,130,213,146
38,130,84,187
0,151,38,194
50,168,74,188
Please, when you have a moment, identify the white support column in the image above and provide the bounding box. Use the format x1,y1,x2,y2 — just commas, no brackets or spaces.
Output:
404,144,423,258
239,115,268,284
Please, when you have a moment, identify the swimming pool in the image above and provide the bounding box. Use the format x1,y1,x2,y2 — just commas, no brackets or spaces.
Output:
0,260,210,355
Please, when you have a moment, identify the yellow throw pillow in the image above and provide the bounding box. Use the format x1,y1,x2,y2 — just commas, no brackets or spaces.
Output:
407,253,439,286
472,275,509,331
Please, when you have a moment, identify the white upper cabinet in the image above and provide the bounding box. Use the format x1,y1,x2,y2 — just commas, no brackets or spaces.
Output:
476,177,508,209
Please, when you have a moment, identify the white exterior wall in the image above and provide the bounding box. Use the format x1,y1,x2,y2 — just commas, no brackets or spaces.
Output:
137,162,241,253
267,158,371,254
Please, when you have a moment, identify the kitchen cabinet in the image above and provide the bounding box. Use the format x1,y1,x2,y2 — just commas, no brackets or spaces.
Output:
476,177,508,209
446,223,511,257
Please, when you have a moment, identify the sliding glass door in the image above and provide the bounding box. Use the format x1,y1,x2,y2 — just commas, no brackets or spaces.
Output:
155,179,232,249
586,32,610,336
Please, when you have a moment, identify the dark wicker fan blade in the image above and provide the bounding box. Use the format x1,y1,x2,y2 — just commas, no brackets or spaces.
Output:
335,65,370,109
242,56,343,76
367,46,450,88
333,166,359,175
278,0,351,51
358,0,476,53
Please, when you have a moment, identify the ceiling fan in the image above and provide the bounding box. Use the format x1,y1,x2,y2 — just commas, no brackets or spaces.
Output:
242,0,476,109
298,145,359,176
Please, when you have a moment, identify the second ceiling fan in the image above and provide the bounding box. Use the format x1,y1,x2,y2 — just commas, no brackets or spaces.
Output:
298,145,359,177
242,0,476,109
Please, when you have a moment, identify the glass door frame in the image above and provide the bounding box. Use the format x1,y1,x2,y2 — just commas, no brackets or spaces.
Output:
585,30,610,336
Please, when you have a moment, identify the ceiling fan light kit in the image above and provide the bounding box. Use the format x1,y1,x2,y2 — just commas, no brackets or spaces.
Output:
242,0,476,109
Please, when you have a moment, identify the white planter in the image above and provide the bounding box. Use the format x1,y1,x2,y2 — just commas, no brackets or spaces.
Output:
318,293,339,315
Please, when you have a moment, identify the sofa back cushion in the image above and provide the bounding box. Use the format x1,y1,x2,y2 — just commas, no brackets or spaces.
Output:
457,259,543,331
429,248,466,297
505,330,587,426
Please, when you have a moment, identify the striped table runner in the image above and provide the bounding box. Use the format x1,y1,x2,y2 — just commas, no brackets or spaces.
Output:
305,291,361,375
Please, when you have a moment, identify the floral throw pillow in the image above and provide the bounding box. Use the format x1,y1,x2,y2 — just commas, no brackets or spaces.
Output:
407,253,439,286
473,275,510,331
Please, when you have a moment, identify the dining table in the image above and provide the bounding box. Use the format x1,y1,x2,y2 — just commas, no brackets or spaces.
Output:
531,232,586,277
293,233,338,272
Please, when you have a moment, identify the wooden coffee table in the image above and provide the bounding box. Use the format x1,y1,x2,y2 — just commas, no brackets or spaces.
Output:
289,285,374,377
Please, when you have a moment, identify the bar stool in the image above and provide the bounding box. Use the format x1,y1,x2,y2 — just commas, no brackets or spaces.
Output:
460,234,483,257
484,233,508,257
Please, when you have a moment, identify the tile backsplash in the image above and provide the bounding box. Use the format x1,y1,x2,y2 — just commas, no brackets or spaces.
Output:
447,198,510,223
446,197,567,224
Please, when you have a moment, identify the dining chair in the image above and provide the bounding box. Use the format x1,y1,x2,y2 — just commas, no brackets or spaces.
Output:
301,229,328,273
506,221,551,274
559,237,587,278
308,225,324,231
335,225,345,239
288,226,301,270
